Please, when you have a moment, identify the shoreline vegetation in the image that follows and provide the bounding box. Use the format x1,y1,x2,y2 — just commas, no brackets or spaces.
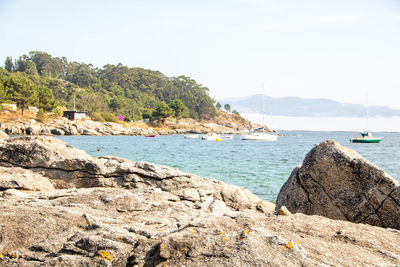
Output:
0,134,398,265
0,109,261,136
1,51,243,128
1,51,271,136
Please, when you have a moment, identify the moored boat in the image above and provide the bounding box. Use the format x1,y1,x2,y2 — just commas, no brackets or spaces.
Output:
350,132,382,143
202,134,222,141
184,134,199,139
242,132,278,141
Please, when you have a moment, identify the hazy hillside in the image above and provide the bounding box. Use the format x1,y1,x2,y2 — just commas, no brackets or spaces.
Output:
2,51,216,121
219,94,400,117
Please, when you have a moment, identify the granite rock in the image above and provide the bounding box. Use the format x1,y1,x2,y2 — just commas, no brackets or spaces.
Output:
276,140,400,229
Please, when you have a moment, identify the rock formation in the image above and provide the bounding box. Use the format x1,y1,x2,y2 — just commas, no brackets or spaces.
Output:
276,140,400,230
0,129,8,139
0,137,399,266
0,116,255,137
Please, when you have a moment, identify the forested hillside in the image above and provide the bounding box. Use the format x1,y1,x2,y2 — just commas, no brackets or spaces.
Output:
1,51,216,121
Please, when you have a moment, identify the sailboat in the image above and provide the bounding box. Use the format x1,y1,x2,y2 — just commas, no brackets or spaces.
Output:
350,132,382,143
242,86,278,141
350,97,382,143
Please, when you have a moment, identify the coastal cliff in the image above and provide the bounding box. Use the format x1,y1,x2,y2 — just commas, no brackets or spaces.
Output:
0,136,399,266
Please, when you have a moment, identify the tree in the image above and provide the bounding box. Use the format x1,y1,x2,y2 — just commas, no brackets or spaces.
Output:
16,56,38,75
232,109,240,115
216,102,222,110
37,85,57,111
169,99,188,122
75,93,109,113
4,57,13,73
109,96,125,112
141,108,152,119
5,74,37,114
224,104,231,112
36,108,45,122
152,102,173,125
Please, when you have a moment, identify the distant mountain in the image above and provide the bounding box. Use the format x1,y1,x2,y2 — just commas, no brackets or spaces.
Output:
218,94,400,117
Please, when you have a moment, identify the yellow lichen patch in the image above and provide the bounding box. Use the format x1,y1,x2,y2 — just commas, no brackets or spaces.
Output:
245,229,252,235
11,252,17,258
0,253,3,259
219,232,224,235
281,241,295,249
97,250,112,261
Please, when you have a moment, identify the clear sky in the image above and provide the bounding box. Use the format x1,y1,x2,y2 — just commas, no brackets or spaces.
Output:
1,0,399,108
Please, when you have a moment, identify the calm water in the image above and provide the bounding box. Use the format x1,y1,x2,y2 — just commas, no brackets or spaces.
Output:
57,131,400,202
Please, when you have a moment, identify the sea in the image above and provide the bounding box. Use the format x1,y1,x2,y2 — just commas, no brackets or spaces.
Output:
57,131,400,202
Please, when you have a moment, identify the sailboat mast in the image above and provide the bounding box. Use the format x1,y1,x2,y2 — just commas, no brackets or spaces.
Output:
365,92,369,131
262,83,265,127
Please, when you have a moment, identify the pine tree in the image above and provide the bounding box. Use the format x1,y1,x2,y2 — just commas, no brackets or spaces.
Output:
4,57,13,73
5,74,37,114
37,85,57,111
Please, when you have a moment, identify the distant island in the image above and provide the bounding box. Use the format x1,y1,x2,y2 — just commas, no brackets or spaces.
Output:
219,94,400,118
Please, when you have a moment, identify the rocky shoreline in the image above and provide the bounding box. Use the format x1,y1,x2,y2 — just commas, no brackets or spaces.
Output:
0,116,257,137
0,134,399,266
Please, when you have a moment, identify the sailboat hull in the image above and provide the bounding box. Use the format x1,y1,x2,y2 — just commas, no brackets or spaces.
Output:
242,133,278,141
350,138,382,143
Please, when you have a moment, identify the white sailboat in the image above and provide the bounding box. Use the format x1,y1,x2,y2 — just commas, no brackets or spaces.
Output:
242,85,278,141
242,131,278,141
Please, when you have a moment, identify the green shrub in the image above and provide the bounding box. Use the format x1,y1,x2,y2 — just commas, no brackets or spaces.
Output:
36,108,45,122
141,108,152,119
123,115,132,122
53,106,66,117
101,112,118,122
91,112,105,122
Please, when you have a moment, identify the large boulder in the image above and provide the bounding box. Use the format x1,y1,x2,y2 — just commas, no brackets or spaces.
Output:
276,140,400,229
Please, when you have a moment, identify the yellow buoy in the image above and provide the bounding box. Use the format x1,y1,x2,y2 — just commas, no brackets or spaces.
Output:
216,138,222,141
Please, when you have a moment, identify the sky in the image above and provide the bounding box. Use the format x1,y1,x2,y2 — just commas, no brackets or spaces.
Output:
1,0,399,108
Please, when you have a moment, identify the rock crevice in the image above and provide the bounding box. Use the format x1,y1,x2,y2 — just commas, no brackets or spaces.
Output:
276,140,400,230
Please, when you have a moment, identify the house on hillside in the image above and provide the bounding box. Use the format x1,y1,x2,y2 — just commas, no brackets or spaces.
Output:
63,111,87,120
1,103,17,111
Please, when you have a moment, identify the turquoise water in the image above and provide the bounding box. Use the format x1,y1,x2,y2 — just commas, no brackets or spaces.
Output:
57,131,400,201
